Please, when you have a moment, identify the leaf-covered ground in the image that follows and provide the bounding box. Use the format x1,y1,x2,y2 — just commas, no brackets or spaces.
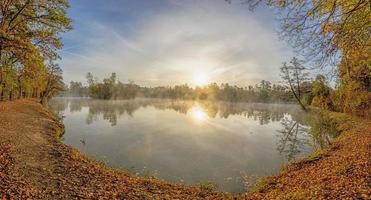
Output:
0,99,230,200
243,111,371,199
0,99,370,199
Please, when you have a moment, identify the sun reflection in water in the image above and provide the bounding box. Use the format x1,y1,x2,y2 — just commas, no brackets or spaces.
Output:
188,106,208,122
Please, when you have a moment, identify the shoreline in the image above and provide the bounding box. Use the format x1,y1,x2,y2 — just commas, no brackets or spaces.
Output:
0,99,228,199
243,109,371,199
0,99,369,199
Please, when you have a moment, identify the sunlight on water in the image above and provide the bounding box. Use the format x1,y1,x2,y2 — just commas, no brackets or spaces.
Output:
188,105,209,122
47,98,331,194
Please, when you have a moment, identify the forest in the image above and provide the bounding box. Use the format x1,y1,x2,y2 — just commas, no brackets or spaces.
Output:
66,71,318,104
66,73,296,102
64,55,347,113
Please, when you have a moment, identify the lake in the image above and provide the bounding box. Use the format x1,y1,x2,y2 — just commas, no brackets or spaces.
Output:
48,98,329,194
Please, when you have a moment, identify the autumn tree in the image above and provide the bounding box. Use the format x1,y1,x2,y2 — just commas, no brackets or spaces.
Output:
40,63,64,105
311,74,333,110
69,81,88,97
0,0,71,101
230,0,370,117
334,54,370,117
232,0,370,66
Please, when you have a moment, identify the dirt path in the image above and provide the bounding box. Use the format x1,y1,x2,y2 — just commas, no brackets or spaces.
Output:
0,99,67,198
0,99,370,199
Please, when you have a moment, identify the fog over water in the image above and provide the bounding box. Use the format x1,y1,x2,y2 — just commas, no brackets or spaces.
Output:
49,98,333,193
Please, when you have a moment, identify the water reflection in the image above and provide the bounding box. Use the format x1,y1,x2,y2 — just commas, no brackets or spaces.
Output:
188,105,209,122
276,116,310,161
49,98,293,127
48,98,336,194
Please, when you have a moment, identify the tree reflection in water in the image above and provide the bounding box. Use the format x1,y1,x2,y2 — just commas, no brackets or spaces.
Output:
276,116,310,161
48,98,294,126
48,98,337,161
276,112,339,161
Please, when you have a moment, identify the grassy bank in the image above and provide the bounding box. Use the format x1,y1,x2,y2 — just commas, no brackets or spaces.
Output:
0,99,370,199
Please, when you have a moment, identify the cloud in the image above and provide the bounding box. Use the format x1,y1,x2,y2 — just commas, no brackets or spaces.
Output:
59,0,293,86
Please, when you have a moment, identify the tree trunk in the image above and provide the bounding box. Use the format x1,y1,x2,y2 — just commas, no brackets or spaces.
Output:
289,84,307,111
1,83,6,100
18,77,22,99
0,72,2,101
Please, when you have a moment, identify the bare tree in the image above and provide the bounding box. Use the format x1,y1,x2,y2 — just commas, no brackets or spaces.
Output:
280,57,309,111
228,0,370,73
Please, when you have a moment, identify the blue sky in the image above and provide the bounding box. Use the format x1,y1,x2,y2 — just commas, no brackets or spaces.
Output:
59,0,294,86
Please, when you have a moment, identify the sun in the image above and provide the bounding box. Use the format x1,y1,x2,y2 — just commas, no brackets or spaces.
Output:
192,73,209,86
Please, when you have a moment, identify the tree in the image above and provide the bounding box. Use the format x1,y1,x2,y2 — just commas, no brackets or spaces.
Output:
40,63,64,105
0,0,71,102
280,57,309,111
230,0,370,117
257,80,272,102
0,0,71,62
235,0,370,68
311,75,333,110
86,72,99,98
69,81,88,97
334,53,371,117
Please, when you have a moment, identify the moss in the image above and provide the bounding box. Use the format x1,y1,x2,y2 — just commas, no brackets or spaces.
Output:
197,181,218,192
252,177,275,192
321,109,357,133
337,164,352,176
281,190,312,200
303,150,323,163
54,123,65,138
141,170,158,180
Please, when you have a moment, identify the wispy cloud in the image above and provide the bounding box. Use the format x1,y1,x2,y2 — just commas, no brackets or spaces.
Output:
59,0,293,86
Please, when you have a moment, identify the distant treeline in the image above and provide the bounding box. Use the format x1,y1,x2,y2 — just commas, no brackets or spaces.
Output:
63,72,318,103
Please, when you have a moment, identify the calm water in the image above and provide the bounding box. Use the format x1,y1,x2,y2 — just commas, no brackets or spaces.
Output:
48,98,325,194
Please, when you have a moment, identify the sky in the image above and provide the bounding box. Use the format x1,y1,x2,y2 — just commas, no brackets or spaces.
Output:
59,0,294,87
